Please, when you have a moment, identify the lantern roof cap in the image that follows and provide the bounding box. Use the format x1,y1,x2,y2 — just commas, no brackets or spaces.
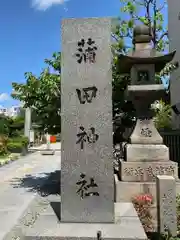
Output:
117,25,176,74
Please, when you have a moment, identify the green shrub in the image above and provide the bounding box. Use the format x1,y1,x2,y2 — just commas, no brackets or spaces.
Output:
0,135,8,156
20,136,29,146
7,135,29,153
0,146,8,156
7,141,23,153
8,136,28,145
10,129,23,137
9,153,19,161
152,100,172,130
0,159,8,165
0,116,11,136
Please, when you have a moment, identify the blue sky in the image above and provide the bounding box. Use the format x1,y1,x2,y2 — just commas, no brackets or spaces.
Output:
0,0,168,107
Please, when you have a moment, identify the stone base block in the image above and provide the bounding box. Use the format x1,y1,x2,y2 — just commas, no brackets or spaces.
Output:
119,161,178,182
114,178,180,231
41,150,55,155
129,118,163,144
114,177,180,231
115,176,180,203
25,202,147,240
126,144,169,162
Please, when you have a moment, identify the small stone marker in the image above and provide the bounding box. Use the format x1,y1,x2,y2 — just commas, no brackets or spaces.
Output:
61,18,113,223
156,175,177,236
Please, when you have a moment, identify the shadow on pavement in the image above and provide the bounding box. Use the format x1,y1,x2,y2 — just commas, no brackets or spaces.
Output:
10,170,61,196
51,202,61,221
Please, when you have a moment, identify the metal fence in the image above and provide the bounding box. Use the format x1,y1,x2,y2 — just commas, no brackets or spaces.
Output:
160,130,180,176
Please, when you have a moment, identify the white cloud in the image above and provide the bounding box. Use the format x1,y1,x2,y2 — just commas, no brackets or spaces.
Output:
32,0,67,10
0,93,10,102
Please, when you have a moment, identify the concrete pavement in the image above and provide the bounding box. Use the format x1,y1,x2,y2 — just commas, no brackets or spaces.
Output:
0,143,61,240
29,142,61,151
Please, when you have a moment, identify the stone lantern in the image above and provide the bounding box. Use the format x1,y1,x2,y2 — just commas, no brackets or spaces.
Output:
116,25,179,186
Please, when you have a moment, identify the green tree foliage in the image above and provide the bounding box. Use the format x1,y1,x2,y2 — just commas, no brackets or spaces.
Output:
152,100,172,130
11,0,179,137
9,116,25,137
0,114,25,137
0,113,28,156
0,114,11,136
12,52,61,134
112,0,178,140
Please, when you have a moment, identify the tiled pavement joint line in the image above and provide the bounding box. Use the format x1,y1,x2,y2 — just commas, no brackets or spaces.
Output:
0,149,60,184
0,148,60,240
0,152,40,183
3,190,48,240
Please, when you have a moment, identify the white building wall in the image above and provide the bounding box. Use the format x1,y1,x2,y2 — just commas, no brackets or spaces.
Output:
0,105,21,117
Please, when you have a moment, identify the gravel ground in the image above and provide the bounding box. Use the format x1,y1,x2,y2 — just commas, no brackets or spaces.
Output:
4,170,60,240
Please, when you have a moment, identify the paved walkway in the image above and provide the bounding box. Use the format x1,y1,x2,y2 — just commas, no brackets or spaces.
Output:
0,143,61,240
29,142,61,151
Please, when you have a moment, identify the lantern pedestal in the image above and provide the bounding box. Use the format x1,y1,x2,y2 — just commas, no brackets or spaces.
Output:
118,83,179,182
116,24,179,203
118,85,178,184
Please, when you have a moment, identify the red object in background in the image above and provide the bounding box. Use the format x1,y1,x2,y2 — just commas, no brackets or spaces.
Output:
50,135,56,143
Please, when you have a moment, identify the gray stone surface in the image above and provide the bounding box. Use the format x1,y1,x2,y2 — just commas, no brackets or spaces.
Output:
120,161,178,182
0,149,60,240
61,18,113,223
25,202,147,240
115,175,180,201
156,175,177,236
168,0,180,128
115,176,157,202
5,186,61,240
41,150,55,155
29,142,61,151
115,176,180,232
24,108,31,141
126,144,169,162
131,64,155,85
129,119,163,144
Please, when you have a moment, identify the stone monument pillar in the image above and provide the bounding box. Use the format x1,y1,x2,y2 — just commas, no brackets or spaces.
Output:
168,0,180,128
116,25,179,200
61,17,114,223
25,19,147,240
24,108,31,141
